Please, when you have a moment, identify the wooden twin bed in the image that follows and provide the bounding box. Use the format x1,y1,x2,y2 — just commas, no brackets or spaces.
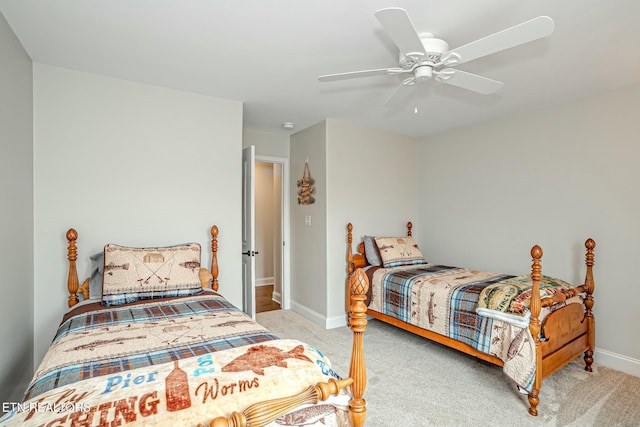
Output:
346,222,595,416
1,226,368,427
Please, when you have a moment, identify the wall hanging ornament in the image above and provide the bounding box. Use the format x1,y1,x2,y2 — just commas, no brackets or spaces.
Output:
297,160,316,205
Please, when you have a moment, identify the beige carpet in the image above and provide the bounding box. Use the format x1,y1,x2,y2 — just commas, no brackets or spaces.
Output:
257,309,640,427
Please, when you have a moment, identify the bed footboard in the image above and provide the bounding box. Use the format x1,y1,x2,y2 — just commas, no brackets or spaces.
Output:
527,238,596,416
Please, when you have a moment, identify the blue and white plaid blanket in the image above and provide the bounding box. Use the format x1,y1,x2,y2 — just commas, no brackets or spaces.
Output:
371,264,537,391
26,293,278,401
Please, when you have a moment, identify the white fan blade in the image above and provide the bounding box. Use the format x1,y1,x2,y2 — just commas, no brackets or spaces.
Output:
446,16,554,65
318,68,406,82
438,69,504,94
375,8,425,57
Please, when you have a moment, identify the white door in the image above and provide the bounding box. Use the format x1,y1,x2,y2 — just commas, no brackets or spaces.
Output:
242,146,256,318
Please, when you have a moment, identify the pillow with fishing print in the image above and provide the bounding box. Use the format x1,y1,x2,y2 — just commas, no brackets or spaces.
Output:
101,242,204,306
374,236,426,268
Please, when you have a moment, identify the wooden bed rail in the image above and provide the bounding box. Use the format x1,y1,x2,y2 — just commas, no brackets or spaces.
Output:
199,378,353,427
66,226,221,307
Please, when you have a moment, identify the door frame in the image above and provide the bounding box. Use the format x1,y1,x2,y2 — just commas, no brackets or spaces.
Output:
242,146,256,318
255,155,290,310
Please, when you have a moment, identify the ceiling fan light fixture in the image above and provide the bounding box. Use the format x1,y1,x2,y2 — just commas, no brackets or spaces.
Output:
414,65,433,82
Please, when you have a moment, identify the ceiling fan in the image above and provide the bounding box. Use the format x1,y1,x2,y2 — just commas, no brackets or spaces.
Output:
318,8,554,106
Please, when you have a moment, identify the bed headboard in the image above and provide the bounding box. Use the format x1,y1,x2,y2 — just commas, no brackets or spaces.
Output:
345,221,413,312
346,221,413,274
65,226,220,308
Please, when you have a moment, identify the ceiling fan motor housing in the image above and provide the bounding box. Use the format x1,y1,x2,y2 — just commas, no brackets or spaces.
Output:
399,33,450,68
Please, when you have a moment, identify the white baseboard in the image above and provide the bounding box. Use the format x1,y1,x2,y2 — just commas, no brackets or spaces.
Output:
256,277,275,286
326,314,348,329
289,301,347,329
290,301,326,329
594,347,640,377
272,291,281,304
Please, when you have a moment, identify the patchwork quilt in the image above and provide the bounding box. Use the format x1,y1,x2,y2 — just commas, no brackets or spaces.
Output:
368,264,581,392
1,294,351,427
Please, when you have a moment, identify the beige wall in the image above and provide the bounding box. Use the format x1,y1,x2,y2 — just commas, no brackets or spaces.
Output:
417,83,640,375
290,121,328,320
243,128,290,158
289,119,419,327
326,119,419,323
0,12,34,403
33,64,243,365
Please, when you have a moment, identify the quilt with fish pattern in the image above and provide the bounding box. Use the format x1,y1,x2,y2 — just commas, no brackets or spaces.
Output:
0,293,351,427
368,264,580,392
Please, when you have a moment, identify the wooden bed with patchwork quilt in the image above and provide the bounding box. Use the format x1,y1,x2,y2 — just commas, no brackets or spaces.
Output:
346,222,596,416
1,226,368,427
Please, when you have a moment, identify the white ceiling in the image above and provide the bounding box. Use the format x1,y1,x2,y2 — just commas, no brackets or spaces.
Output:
2,0,639,138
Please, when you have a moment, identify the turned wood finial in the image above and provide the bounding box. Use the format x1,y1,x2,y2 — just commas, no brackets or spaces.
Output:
66,228,78,245
210,225,219,292
346,223,355,313
67,228,80,308
407,221,413,237
347,223,354,271
585,238,595,266
349,268,369,308
530,245,543,264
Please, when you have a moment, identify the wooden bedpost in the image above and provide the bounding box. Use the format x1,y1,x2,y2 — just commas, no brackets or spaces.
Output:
67,228,79,307
407,221,413,237
346,223,355,314
583,238,596,372
65,228,91,306
66,229,80,308
527,244,543,416
210,225,219,292
348,268,368,427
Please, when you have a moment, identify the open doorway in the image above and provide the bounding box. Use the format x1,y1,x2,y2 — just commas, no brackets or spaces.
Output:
254,156,289,313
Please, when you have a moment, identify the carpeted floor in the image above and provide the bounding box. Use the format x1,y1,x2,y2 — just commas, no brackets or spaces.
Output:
257,309,640,427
